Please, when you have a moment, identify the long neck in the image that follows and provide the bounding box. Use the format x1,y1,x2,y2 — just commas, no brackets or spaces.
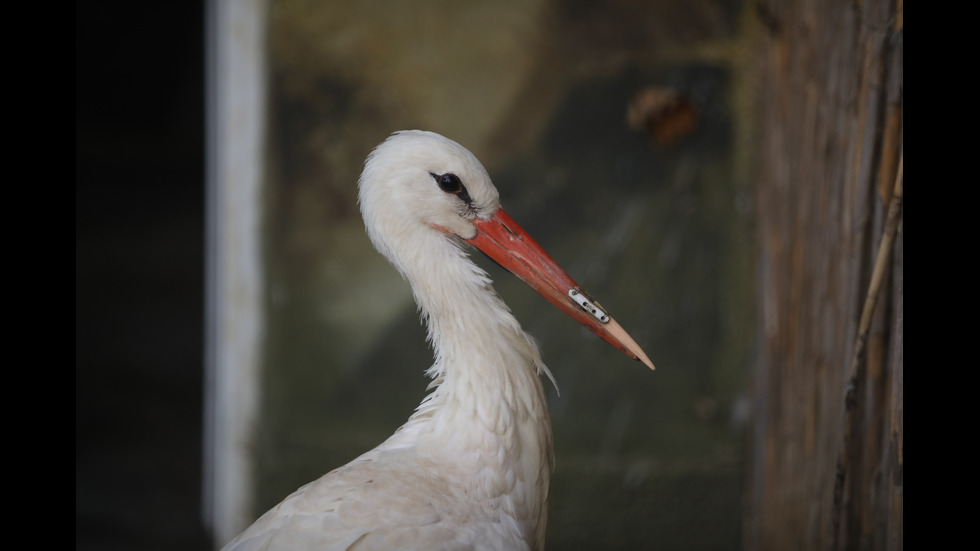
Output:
390,231,554,548
390,232,549,450
405,238,551,428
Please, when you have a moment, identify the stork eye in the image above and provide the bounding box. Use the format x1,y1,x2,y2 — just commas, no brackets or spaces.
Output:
435,173,461,192
431,172,473,204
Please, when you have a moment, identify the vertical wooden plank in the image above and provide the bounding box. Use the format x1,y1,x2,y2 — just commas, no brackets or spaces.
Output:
204,0,269,546
746,0,902,548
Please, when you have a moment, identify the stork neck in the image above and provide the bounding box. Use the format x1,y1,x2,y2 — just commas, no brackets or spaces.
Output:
401,237,548,417
414,250,520,373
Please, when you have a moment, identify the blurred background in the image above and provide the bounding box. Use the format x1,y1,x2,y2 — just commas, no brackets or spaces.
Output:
76,1,901,550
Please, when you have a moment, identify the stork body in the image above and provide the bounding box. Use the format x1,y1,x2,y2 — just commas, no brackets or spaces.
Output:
222,131,652,551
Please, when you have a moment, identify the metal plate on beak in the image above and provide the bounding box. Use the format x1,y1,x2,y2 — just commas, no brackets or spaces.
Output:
568,289,610,324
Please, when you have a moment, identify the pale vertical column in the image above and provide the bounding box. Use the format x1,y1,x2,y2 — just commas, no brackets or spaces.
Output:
204,0,268,546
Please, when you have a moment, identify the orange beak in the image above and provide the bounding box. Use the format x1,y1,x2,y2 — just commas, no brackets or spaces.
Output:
466,208,655,370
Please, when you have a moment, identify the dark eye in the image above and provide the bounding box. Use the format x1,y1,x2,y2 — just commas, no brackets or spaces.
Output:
436,173,461,193
431,172,473,204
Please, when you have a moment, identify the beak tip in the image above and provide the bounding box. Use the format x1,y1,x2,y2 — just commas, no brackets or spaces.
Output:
603,317,655,372
633,350,656,371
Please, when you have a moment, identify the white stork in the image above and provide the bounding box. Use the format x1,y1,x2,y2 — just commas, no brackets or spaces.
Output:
221,130,653,551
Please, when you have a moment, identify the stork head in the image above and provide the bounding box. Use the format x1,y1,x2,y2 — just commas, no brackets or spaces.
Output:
358,130,654,370
359,130,498,249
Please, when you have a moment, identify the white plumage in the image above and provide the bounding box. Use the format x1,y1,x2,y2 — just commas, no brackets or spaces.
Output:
222,130,652,551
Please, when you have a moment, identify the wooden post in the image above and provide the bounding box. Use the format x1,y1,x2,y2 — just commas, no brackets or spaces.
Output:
746,1,903,549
